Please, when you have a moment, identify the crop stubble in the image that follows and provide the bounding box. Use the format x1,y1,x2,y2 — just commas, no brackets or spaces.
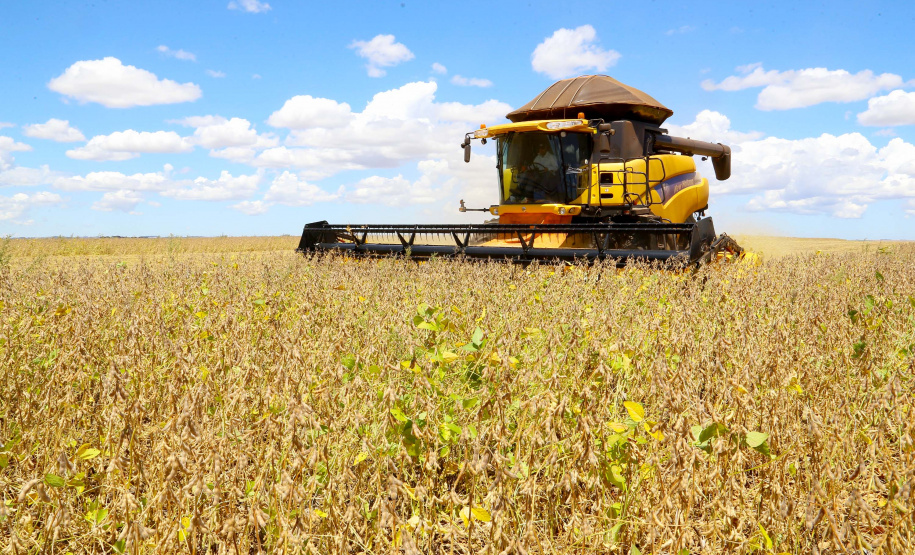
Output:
0,240,914,553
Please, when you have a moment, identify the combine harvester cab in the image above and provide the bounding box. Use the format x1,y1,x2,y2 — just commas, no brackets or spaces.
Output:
299,75,745,266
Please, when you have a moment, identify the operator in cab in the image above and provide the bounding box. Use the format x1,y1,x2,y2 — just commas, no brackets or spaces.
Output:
516,141,561,202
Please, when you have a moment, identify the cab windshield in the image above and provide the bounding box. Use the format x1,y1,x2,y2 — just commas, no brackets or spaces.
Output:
497,132,591,204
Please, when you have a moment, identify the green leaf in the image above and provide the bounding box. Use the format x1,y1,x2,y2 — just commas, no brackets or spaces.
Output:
852,339,867,359
864,294,876,315
112,539,126,554
471,327,484,346
699,422,727,444
875,271,884,282
629,544,642,555
0,453,8,469
341,354,357,371
390,407,409,422
45,473,66,488
252,299,265,306
847,309,859,324
607,464,626,490
461,397,479,410
417,322,439,332
744,431,768,448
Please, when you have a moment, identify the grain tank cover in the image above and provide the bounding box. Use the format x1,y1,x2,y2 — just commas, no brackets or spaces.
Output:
506,75,673,125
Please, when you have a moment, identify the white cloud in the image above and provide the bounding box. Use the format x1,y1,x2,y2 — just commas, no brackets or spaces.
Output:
54,170,170,192
261,81,510,179
0,191,63,221
206,69,226,78
22,119,85,142
186,117,277,150
161,170,263,201
451,75,493,88
54,167,262,203
665,109,764,144
531,25,621,79
48,57,202,108
701,64,906,110
0,136,32,170
232,200,271,215
349,35,414,77
857,90,915,126
228,0,270,13
436,99,513,124
431,63,447,75
252,74,262,80
669,110,915,218
67,130,193,161
0,123,14,129
0,165,65,188
267,96,354,129
92,189,145,212
263,171,340,206
157,45,196,62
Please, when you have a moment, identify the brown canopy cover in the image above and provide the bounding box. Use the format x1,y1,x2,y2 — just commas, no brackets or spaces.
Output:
506,75,673,125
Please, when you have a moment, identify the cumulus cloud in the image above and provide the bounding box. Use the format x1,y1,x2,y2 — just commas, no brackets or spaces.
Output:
0,136,32,170
451,75,493,88
857,90,915,126
55,167,263,205
0,191,63,222
54,170,170,192
232,200,271,215
701,64,906,110
22,119,85,142
669,110,915,218
260,81,510,179
228,0,271,12
263,171,340,205
343,156,496,209
267,96,354,129
183,116,278,150
92,189,145,212
48,57,202,108
0,165,66,188
431,63,447,75
349,35,414,77
206,69,226,78
531,25,620,79
157,45,196,62
160,170,263,201
67,130,193,161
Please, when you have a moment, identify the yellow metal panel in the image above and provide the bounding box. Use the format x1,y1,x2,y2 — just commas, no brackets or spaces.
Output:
490,203,581,216
477,119,593,138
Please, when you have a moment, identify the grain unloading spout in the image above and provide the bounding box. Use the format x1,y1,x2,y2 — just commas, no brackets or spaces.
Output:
651,134,732,181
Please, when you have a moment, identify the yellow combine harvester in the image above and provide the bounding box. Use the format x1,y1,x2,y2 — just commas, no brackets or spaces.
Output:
299,75,744,265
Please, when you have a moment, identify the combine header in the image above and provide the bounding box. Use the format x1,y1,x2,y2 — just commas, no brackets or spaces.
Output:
298,75,744,265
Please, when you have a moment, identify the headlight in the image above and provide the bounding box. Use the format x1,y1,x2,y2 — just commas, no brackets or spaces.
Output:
546,120,584,130
474,129,489,138
558,207,566,215
491,207,499,215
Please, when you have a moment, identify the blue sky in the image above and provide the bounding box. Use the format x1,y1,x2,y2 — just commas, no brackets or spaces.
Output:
2,0,914,239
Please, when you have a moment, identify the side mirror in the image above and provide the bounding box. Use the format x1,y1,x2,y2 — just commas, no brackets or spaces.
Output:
463,141,471,163
598,132,612,154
